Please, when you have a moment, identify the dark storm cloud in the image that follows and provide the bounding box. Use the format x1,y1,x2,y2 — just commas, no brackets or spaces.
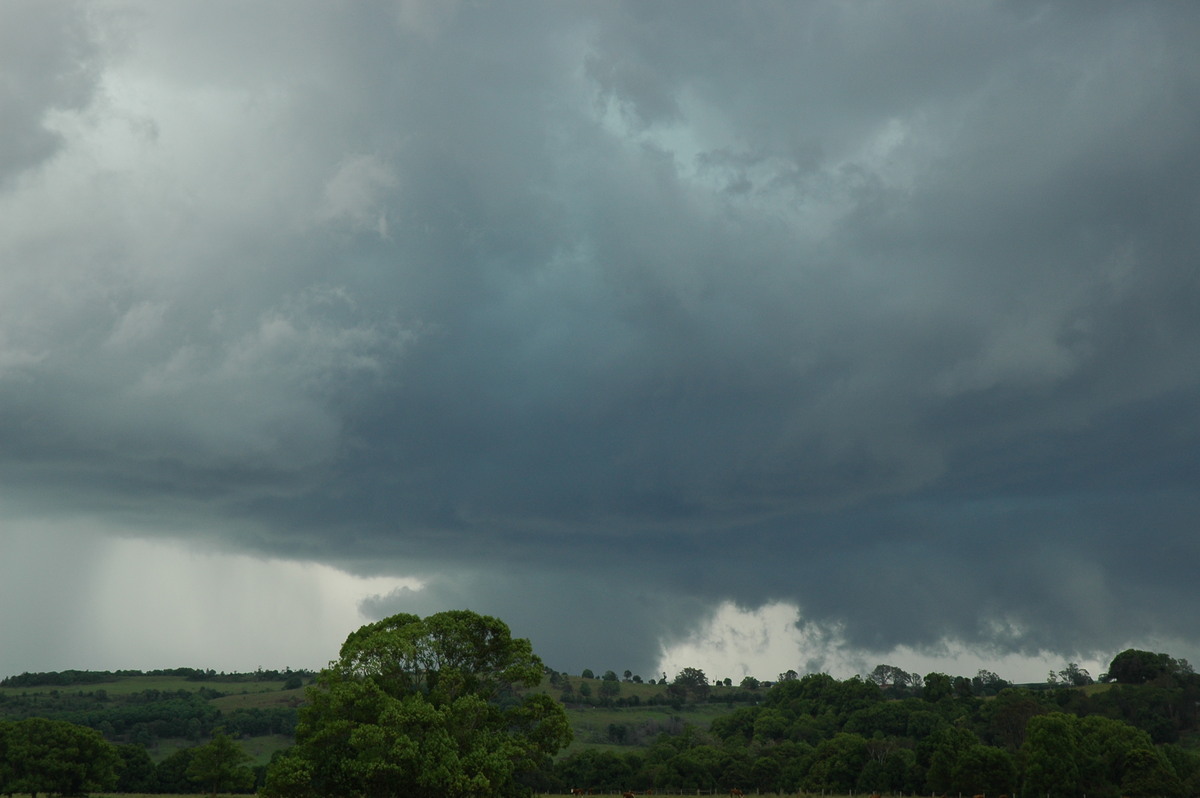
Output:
2,1,1199,676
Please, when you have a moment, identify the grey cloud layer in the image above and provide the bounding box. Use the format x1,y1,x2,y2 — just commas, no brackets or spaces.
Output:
2,1,1198,675
0,0,100,183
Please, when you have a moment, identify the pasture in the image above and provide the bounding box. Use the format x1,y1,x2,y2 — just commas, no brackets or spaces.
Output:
209,687,306,711
526,673,758,755
0,673,291,697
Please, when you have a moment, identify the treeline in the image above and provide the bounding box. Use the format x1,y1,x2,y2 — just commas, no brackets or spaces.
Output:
0,666,316,688
0,719,260,796
549,649,1200,798
551,668,764,710
5,650,1199,797
0,687,299,745
115,737,260,794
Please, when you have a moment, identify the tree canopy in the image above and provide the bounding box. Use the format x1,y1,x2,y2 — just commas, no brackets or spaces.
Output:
187,730,254,797
262,610,571,798
1108,649,1193,685
0,717,120,798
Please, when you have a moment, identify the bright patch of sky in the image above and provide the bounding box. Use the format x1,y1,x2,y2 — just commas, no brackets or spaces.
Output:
0,525,420,677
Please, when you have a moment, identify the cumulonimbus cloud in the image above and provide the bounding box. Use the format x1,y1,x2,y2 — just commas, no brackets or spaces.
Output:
1,0,1198,678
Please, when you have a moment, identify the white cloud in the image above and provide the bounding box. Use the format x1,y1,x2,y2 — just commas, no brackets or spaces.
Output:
656,600,1111,686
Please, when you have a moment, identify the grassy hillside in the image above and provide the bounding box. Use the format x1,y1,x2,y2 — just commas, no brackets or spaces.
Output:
0,668,754,761
0,674,292,697
530,673,762,755
209,687,307,711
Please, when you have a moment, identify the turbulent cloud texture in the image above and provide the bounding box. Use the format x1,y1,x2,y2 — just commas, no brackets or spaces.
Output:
1,1,1198,680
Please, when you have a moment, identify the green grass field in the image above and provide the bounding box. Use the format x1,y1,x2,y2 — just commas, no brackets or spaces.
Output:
0,670,752,766
209,687,307,711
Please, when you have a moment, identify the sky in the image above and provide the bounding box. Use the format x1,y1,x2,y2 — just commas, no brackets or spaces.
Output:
1,1,1198,687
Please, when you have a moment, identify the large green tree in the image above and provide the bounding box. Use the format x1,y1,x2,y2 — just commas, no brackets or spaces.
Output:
922,672,953,703
0,717,119,798
262,610,571,798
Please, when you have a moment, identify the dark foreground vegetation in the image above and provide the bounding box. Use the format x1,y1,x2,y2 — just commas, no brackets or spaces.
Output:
2,627,1198,798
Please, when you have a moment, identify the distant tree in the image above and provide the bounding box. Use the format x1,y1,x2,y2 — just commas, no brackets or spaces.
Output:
971,669,1010,696
606,723,628,744
601,670,618,681
598,679,621,702
622,670,633,681
673,667,711,702
780,669,799,681
1107,649,1187,685
581,668,595,679
664,681,688,707
740,676,760,690
1048,662,1094,687
922,672,953,703
631,674,643,683
867,664,910,690
187,731,254,797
